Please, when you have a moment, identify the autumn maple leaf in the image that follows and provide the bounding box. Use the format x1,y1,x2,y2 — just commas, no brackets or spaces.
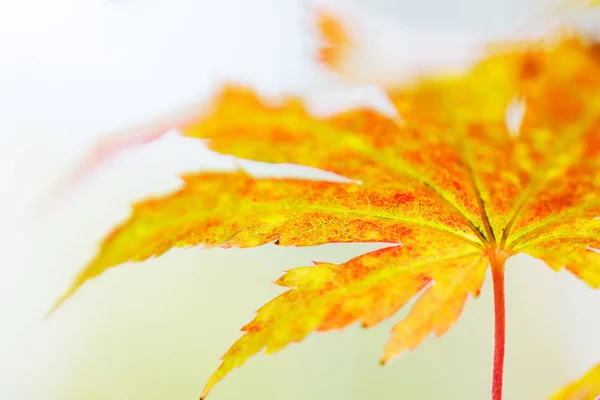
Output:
47,10,600,400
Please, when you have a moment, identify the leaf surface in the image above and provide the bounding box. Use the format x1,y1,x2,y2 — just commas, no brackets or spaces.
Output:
51,170,480,310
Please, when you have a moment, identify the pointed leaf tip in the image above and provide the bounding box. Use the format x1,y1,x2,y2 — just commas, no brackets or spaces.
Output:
44,283,79,318
200,384,211,400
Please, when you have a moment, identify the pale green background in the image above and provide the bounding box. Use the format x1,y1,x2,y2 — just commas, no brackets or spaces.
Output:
0,0,598,399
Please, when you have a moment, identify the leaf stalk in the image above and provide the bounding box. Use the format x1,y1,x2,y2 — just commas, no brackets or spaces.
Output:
490,250,508,400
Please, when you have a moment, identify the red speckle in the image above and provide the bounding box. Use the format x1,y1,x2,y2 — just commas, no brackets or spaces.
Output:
394,193,415,204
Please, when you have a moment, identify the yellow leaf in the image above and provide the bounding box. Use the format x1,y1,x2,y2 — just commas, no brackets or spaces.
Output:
551,364,600,400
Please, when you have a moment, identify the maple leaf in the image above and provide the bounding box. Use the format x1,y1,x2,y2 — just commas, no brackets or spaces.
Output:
550,364,600,400
48,11,600,400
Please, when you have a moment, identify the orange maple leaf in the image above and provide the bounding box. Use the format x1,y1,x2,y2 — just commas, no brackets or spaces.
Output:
48,11,600,400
